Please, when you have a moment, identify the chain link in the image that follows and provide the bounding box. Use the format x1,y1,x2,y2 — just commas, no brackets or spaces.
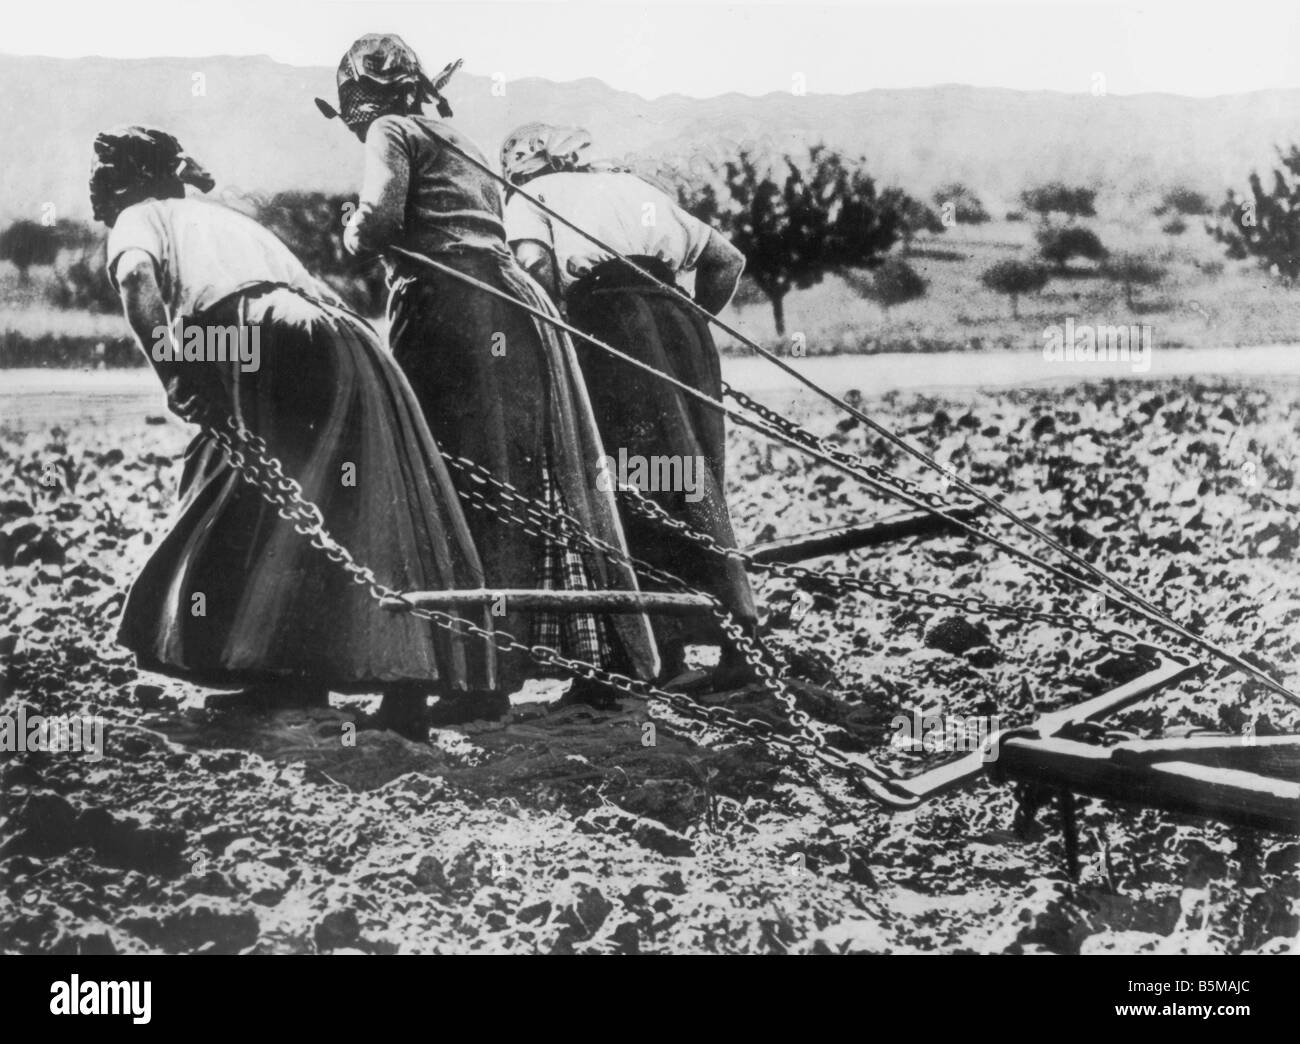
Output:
723,382,952,510
202,416,918,808
609,465,1145,660
720,383,1160,659
439,452,889,793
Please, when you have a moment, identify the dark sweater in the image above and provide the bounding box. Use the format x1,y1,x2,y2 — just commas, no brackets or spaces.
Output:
351,114,509,265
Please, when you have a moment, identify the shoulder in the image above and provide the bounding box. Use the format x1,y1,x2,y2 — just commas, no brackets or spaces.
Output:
412,117,493,165
114,198,168,227
366,114,419,156
370,113,415,138
107,199,169,251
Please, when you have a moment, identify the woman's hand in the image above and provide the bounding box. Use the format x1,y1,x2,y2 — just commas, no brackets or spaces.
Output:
512,239,561,304
693,229,746,315
114,250,222,427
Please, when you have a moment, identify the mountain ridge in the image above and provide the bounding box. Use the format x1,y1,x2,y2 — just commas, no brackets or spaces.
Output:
1,54,1296,223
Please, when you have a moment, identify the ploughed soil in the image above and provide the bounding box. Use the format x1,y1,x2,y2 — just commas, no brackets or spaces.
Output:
1,375,1298,954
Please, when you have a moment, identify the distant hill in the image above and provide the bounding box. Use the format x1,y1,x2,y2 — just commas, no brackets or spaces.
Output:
1,53,1297,223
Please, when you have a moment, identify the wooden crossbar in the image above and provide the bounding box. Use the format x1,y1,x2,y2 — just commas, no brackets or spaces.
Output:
895,656,1200,802
995,735,1300,835
383,588,713,616
744,506,984,564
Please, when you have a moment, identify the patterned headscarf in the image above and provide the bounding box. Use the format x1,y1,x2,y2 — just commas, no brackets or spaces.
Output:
89,126,214,223
500,123,602,186
318,34,462,130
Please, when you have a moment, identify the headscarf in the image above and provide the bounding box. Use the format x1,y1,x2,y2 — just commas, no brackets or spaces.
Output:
316,34,462,130
500,123,604,187
89,126,214,223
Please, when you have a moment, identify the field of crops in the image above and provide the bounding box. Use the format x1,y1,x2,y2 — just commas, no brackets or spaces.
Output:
1,370,1298,954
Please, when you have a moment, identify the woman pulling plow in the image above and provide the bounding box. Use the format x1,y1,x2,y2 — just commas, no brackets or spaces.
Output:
319,34,660,719
500,125,759,688
93,125,495,738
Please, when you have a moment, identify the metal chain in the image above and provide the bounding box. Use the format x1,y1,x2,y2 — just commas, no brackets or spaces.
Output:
723,381,952,510
202,416,919,808
438,451,854,782
611,473,1147,660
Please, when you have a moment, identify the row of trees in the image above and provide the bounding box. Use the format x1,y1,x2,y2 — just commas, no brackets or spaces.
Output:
3,144,1296,331
0,195,389,315
978,253,1165,318
673,150,1009,332
671,151,1192,329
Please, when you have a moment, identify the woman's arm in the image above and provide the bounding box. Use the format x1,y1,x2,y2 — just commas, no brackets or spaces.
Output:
114,249,221,425
692,229,745,315
512,239,561,304
345,116,411,257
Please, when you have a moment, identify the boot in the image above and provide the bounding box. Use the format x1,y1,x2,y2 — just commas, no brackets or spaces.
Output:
656,639,689,684
558,676,625,711
375,684,433,741
206,678,330,713
427,689,512,727
710,624,762,691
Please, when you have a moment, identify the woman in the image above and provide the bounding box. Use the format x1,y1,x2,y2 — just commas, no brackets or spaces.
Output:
500,124,758,687
320,35,659,715
93,124,495,737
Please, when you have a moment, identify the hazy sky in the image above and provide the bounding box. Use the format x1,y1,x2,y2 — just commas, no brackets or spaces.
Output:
6,0,1299,99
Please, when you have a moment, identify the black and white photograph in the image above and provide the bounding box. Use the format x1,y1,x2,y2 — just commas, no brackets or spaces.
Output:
0,0,1297,986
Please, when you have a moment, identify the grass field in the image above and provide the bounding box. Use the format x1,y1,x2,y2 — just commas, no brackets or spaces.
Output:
717,215,1300,355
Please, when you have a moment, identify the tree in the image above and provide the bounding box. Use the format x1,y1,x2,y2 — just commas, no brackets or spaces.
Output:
1212,144,1300,285
0,220,61,282
932,182,990,225
868,257,927,313
1155,186,1211,217
1103,253,1166,308
49,243,120,313
1036,225,1108,272
680,145,900,334
981,259,1049,318
879,188,944,253
932,183,990,226
255,191,388,313
1021,182,1098,221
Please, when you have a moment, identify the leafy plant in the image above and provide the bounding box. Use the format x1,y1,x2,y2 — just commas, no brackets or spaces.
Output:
1021,182,1098,221
1037,226,1108,272
1103,253,1166,308
1212,144,1300,285
678,146,900,334
980,259,1050,318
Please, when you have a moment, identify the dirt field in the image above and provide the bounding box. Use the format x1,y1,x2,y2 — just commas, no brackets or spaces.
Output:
1,371,1298,954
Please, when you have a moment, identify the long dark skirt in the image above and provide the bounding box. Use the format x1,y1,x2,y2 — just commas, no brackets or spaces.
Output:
387,250,659,691
566,262,758,651
118,285,497,693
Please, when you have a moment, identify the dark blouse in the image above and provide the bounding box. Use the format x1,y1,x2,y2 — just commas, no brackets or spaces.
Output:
350,114,510,264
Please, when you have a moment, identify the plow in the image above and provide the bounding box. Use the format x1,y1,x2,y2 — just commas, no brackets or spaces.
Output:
200,133,1300,860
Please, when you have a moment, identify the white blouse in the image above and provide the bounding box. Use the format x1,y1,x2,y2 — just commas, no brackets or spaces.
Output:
107,197,335,318
503,171,712,294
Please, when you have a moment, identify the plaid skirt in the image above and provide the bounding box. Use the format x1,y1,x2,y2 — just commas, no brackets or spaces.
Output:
387,250,658,690
531,456,612,669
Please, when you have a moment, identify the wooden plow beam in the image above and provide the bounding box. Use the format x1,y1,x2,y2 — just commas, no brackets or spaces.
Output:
383,588,714,616
744,505,984,564
993,734,1300,835
895,655,1201,803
